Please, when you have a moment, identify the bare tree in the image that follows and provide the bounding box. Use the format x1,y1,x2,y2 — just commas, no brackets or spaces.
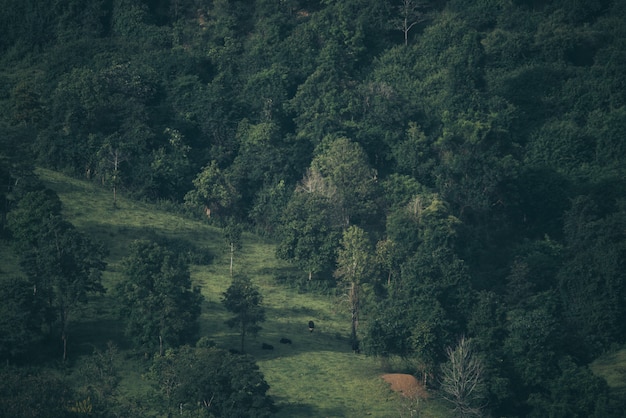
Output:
394,0,428,46
97,135,127,208
440,336,485,417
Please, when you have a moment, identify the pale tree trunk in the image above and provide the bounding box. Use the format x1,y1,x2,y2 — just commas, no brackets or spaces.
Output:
349,281,359,343
61,307,69,361
230,242,234,277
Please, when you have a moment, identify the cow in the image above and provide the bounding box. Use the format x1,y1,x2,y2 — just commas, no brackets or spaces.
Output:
262,342,274,350
308,320,315,332
279,338,292,344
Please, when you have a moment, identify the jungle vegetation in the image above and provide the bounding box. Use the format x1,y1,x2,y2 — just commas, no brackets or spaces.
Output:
1,0,626,416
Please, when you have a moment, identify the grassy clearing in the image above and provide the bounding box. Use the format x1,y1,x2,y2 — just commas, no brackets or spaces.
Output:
591,348,626,398
37,168,450,417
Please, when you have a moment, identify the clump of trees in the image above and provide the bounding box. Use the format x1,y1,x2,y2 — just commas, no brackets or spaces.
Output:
116,239,203,356
6,184,106,361
151,343,274,417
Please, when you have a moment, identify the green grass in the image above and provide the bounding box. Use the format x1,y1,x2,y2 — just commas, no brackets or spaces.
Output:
591,348,626,398
36,168,451,417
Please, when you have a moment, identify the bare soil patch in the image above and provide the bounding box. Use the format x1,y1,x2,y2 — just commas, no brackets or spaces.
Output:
382,373,429,399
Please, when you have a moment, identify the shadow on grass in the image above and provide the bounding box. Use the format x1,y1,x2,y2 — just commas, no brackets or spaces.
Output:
78,221,216,265
273,401,346,418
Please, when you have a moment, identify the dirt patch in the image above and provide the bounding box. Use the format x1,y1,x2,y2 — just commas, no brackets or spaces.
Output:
382,373,429,399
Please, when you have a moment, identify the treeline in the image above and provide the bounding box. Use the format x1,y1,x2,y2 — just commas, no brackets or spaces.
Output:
1,0,626,416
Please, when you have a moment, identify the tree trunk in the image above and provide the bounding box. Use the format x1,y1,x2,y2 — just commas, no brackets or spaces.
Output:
61,307,69,361
240,323,246,353
62,333,67,361
230,242,234,277
159,335,163,356
350,281,359,338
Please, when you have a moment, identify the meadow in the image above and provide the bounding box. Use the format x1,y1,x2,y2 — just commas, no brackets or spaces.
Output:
37,168,451,418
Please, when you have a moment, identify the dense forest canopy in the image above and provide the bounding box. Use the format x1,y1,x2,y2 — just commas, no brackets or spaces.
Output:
1,0,626,416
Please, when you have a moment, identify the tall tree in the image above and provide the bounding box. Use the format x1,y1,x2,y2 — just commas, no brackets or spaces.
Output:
224,217,242,277
117,240,202,356
222,275,265,353
0,277,42,362
151,344,274,417
393,0,428,46
0,366,76,418
7,189,106,361
558,196,626,353
334,225,375,346
276,190,341,282
185,160,240,219
310,136,380,226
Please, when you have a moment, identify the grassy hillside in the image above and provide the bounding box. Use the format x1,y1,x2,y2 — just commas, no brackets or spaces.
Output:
592,349,626,399
36,168,450,418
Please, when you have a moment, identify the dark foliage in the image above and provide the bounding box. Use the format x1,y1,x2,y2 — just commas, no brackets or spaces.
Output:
1,0,626,415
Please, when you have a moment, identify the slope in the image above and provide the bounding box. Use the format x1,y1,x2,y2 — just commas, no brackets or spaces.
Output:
38,168,450,417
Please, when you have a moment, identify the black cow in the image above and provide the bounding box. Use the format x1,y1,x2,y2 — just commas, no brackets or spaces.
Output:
308,320,315,332
279,338,292,344
262,342,274,350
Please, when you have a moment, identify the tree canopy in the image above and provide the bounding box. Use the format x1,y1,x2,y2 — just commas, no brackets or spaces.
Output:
2,0,626,415
117,239,202,356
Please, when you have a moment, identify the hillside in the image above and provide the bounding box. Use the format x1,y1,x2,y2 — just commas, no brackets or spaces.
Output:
2,0,626,416
36,168,449,417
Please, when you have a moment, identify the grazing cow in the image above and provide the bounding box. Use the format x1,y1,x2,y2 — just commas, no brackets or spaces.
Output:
228,348,241,355
262,342,274,350
279,338,292,344
308,320,315,332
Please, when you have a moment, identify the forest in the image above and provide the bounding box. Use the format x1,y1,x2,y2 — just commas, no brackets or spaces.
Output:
1,0,626,416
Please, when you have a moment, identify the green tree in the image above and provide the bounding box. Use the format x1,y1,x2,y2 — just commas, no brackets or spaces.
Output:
276,191,341,282
558,196,626,353
151,344,274,417
185,160,240,219
503,291,562,390
527,356,612,418
375,238,401,287
363,295,413,358
249,179,291,236
7,189,106,361
73,341,121,413
0,366,77,418
222,276,265,353
311,137,380,226
117,240,202,356
149,127,192,200
334,225,375,345
0,277,42,362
